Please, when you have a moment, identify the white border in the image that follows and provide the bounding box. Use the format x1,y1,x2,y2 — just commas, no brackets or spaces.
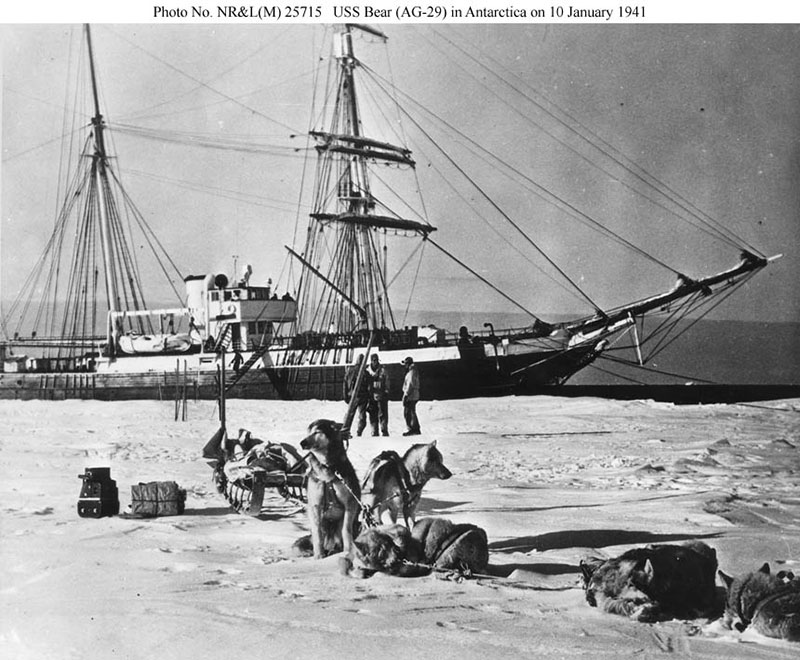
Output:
1,1,798,25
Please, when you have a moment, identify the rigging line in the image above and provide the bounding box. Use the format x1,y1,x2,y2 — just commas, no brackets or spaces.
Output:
424,237,540,322
581,359,651,385
107,154,148,313
1,127,83,165
111,193,147,315
118,26,296,122
352,72,438,225
381,83,605,315
120,72,317,125
641,276,752,364
125,167,303,214
102,26,305,137
638,294,710,360
291,27,331,264
354,69,412,159
16,162,84,305
112,121,302,145
399,126,590,311
432,27,760,256
24,163,93,336
112,122,301,148
110,170,186,294
361,76,663,288
596,352,717,385
400,241,427,328
626,290,717,365
637,277,735,358
61,181,95,342
110,123,304,157
76,195,97,341
363,170,430,227
374,230,397,329
625,290,706,356
51,31,81,242
366,67,684,282
37,175,79,336
633,284,735,367
382,28,412,158
386,241,424,289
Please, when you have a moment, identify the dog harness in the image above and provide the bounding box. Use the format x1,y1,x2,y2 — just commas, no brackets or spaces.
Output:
361,451,421,526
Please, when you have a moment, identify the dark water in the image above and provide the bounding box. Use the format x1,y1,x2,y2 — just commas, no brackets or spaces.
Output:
406,311,799,386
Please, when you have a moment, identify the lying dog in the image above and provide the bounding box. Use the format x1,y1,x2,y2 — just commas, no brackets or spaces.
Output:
718,563,800,641
580,541,718,622
360,441,452,527
292,419,361,559
340,517,489,579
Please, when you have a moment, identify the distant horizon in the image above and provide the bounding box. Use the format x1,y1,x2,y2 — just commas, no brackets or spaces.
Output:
3,297,799,332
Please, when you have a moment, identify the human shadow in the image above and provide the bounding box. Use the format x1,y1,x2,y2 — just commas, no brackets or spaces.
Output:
489,529,722,553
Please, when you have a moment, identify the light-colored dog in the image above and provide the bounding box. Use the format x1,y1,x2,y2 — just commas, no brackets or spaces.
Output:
292,419,361,559
360,441,452,527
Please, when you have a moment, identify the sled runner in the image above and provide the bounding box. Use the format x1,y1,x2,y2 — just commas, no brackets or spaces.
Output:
203,357,307,515
205,428,307,515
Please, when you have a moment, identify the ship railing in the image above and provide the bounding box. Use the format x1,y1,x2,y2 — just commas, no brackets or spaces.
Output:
442,321,555,345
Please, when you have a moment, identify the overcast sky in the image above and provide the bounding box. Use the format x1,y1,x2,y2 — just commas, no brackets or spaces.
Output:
2,23,798,325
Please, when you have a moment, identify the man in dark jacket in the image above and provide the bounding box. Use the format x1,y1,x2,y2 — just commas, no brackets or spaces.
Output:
367,353,389,436
344,354,369,436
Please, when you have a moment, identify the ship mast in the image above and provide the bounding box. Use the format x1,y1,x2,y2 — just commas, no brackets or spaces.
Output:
85,24,120,346
299,24,435,336
335,24,382,330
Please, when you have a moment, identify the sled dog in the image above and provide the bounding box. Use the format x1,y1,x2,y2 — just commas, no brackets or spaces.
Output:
580,541,718,622
292,419,361,559
361,441,452,527
718,563,800,641
341,517,489,579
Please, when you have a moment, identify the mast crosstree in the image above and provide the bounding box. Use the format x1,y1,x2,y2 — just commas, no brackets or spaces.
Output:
298,24,436,336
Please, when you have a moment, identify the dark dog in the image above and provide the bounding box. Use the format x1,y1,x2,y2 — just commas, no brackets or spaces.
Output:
291,419,361,559
718,563,800,641
580,541,718,622
340,517,489,579
360,441,452,527
340,524,427,578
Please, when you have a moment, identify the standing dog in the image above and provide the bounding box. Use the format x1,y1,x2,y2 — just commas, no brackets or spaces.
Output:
292,419,361,559
361,441,452,527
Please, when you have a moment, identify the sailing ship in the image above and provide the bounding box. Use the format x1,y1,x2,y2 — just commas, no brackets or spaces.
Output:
0,24,778,401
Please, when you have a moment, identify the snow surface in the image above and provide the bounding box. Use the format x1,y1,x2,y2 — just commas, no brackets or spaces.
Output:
1,395,798,659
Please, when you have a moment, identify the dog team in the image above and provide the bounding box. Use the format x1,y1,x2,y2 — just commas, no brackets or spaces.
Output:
283,417,798,642
210,360,799,645
345,353,421,438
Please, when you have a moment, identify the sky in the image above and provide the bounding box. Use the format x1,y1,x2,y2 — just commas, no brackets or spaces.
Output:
2,20,799,328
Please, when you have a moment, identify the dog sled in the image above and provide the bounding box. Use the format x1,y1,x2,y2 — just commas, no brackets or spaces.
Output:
204,329,375,518
202,354,310,515
203,427,307,515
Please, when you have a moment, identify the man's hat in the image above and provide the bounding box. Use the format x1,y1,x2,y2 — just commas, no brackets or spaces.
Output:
402,356,414,366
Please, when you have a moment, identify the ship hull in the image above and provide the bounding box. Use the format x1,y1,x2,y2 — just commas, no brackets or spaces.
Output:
0,341,601,401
